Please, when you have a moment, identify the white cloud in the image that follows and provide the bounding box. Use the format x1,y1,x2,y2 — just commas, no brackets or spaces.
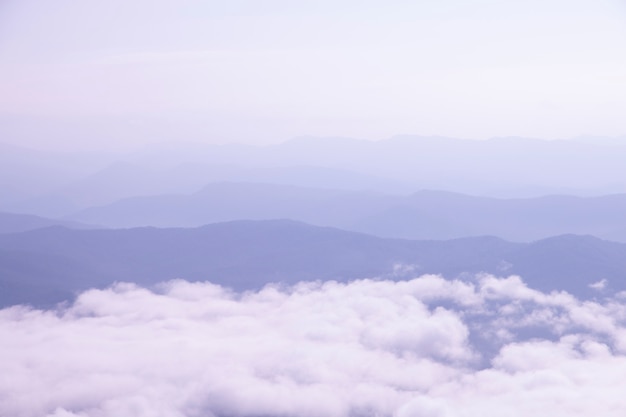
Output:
2,274,626,416
589,278,608,291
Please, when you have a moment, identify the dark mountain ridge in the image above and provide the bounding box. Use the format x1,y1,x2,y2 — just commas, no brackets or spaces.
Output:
1,220,623,308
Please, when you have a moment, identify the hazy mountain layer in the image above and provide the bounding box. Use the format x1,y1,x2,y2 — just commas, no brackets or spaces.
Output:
124,136,626,197
4,136,626,217
68,183,626,242
1,220,624,307
10,162,413,217
0,212,95,234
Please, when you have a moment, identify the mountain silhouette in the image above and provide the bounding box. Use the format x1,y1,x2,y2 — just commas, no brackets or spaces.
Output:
1,220,624,307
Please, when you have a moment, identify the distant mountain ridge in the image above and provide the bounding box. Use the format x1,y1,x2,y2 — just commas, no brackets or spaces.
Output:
1,220,624,307
124,135,626,197
4,135,626,216
0,211,96,234
10,163,414,217
67,183,626,243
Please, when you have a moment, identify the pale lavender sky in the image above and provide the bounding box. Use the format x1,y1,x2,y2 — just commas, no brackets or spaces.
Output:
1,0,626,150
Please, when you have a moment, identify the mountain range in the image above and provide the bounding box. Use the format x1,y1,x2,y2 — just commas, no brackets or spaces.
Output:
4,137,626,311
4,136,626,217
66,184,626,243
1,220,624,308
0,211,94,234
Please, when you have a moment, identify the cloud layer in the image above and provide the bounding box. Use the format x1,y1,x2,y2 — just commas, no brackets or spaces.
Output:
3,274,626,417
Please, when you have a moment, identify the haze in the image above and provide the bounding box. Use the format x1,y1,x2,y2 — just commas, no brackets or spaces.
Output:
1,0,626,151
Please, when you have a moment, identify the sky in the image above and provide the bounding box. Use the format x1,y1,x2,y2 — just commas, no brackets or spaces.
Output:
1,0,626,150
4,274,626,417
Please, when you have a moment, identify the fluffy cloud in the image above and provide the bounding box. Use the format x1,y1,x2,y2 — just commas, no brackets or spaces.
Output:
2,274,626,417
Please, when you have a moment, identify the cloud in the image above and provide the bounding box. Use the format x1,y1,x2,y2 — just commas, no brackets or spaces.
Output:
2,274,626,416
589,278,608,291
